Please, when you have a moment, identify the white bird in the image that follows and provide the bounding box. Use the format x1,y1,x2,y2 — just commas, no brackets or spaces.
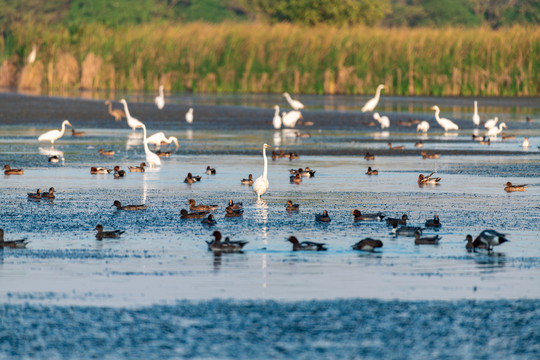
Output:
281,110,303,128
487,122,507,138
136,124,161,168
522,137,530,147
484,117,498,130
120,99,144,131
283,92,304,110
253,144,271,198
38,120,72,144
373,112,390,129
417,120,430,133
272,105,282,129
185,108,194,124
472,101,480,127
28,44,37,64
146,132,179,150
154,85,164,110
430,105,459,131
361,84,385,112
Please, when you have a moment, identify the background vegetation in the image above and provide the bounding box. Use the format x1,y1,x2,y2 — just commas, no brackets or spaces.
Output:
0,0,538,96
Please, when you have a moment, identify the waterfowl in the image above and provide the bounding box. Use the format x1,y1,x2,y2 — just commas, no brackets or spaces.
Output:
156,150,172,157
473,230,509,252
120,99,144,131
206,231,248,253
225,206,244,217
522,137,530,147
392,224,424,237
315,210,331,222
128,163,146,172
397,119,414,127
202,214,217,225
98,149,115,156
418,172,441,185
90,167,112,174
388,142,404,150
71,129,86,137
352,238,383,251
281,110,303,128
241,174,253,185
38,120,72,144
27,188,41,200
287,236,327,251
286,200,300,211
486,122,507,138
386,214,408,227
188,199,217,212
362,120,377,127
253,144,271,198
479,138,491,146
352,209,384,222
421,151,440,159
206,166,216,175
185,108,194,124
136,124,161,168
364,152,375,160
228,199,243,210
41,187,55,199
95,224,124,240
430,106,459,131
48,156,59,163
3,165,24,175
504,182,527,192
472,134,485,141
180,209,207,219
366,166,378,175
146,132,179,150
295,131,311,138
184,173,199,184
287,152,300,160
272,105,282,129
361,84,385,112
105,100,126,121
501,133,515,140
300,167,316,177
417,120,430,133
283,92,304,110
0,229,29,248
374,113,390,129
154,85,165,110
112,200,147,211
425,215,441,228
113,166,126,178
484,117,498,130
414,141,424,148
414,230,441,245
465,234,487,252
290,173,302,184
472,101,481,127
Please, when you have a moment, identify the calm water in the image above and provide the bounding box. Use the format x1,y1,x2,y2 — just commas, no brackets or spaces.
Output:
1,92,539,358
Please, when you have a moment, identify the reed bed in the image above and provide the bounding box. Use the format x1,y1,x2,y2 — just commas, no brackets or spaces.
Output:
0,22,538,96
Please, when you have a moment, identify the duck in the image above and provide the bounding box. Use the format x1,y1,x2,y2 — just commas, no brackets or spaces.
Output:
392,224,424,237
71,129,86,137
225,206,244,217
364,152,375,160
0,229,30,248
113,166,126,178
287,152,300,160
465,234,487,252
95,224,124,240
504,182,527,192
414,141,424,148
184,173,201,184
48,156,59,163
241,174,253,185
188,199,217,212
180,209,207,219
472,134,487,141
501,133,515,140
473,230,509,252
105,100,126,121
386,214,408,227
421,151,440,159
366,166,378,175
352,209,384,222
128,163,146,172
202,214,217,225
98,148,114,156
522,137,530,147
479,137,491,145
286,200,300,211
112,200,147,211
27,188,41,200
206,166,216,175
41,187,55,199
295,131,311,138
315,210,331,222
90,167,112,174
414,230,441,245
300,167,316,177
425,215,441,228
290,173,302,184
418,172,441,185
155,150,172,157
287,236,327,251
228,199,243,210
3,164,24,175
388,142,404,150
206,231,248,253
352,238,383,251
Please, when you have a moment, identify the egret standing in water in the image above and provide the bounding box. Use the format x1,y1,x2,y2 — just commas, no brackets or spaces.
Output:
281,110,302,128
253,144,271,198
38,120,72,144
146,132,179,150
120,99,144,131
136,124,161,168
417,120,430,133
373,112,390,129
361,84,385,112
472,101,480,127
185,108,194,124
283,93,304,110
430,106,459,132
272,105,282,129
154,85,165,110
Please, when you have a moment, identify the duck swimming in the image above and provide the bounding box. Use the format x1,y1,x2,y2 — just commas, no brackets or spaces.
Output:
95,224,124,240
41,187,55,199
0,229,30,248
241,174,253,185
71,129,86,137
128,163,146,172
504,182,527,192
315,210,331,222
98,149,115,156
414,230,441,245
386,214,408,227
473,230,509,252
180,209,207,219
225,206,244,217
388,142,405,150
287,236,327,251
425,215,441,228
290,173,302,184
113,166,126,178
418,172,441,185
364,152,375,160
286,200,300,211
188,199,218,212
392,224,424,237
465,234,487,252
300,167,316,177
27,188,41,200
3,165,24,175
113,200,147,211
90,167,112,174
421,151,440,159
206,231,248,253
352,209,384,221
352,238,383,251
206,166,216,175
184,173,201,183
228,199,243,210
48,156,59,163
366,167,378,175
202,214,217,225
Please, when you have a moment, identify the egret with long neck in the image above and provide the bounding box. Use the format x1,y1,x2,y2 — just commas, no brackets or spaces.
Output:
430,105,459,131
154,85,165,110
253,144,271,198
120,99,144,131
472,101,480,127
38,120,72,144
361,84,385,112
137,124,161,168
272,105,282,129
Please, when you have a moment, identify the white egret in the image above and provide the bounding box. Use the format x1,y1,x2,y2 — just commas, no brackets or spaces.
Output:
272,105,282,129
522,137,530,147
281,110,302,128
146,132,179,150
484,117,498,129
154,85,165,110
136,124,161,168
472,101,480,127
28,44,37,64
417,120,430,133
185,108,194,124
120,99,144,131
361,84,385,112
373,112,390,129
487,122,507,138
430,106,459,131
283,92,304,110
253,144,271,198
38,120,72,144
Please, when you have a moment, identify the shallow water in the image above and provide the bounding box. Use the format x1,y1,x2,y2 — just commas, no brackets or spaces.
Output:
1,92,539,358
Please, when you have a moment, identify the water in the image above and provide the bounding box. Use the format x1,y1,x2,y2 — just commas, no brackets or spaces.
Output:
1,92,539,358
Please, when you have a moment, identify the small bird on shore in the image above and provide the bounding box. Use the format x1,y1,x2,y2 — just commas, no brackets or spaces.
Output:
287,236,327,251
352,238,383,252
207,231,247,253
414,230,441,245
206,166,216,175
352,209,384,221
202,214,217,225
0,229,30,248
286,200,300,211
113,200,147,211
315,210,331,222
386,214,408,227
188,199,217,212
3,164,24,175
95,224,124,240
418,172,441,185
180,209,207,219
473,230,509,252
425,215,441,228
366,166,378,175
128,163,146,172
241,174,253,185
504,182,527,192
